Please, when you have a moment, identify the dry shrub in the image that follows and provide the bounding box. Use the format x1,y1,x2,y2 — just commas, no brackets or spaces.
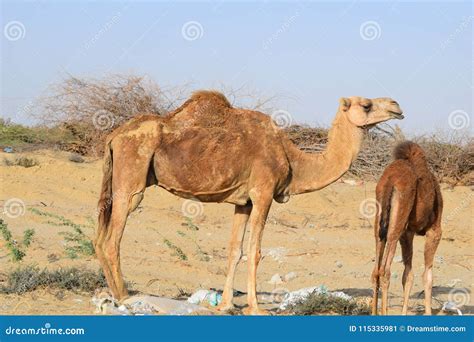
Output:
39,75,187,156
285,125,328,152
284,292,371,315
0,265,108,294
286,125,473,185
416,133,473,185
4,156,39,168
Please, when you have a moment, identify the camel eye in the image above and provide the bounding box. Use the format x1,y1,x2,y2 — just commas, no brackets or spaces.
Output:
361,103,372,111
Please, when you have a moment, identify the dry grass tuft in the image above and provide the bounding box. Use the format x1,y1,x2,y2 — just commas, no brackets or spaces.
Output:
4,156,39,168
0,266,109,294
284,292,371,315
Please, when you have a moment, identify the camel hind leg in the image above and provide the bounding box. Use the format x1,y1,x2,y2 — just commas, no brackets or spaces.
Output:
95,143,154,299
371,233,385,315
400,230,415,315
379,190,413,315
423,226,442,315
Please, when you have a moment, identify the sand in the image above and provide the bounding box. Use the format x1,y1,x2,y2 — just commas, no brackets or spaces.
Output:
0,150,472,315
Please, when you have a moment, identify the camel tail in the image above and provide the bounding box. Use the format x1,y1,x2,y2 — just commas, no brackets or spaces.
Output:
378,184,394,241
97,141,113,239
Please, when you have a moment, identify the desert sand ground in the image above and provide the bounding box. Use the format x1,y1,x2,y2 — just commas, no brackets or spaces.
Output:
0,149,472,315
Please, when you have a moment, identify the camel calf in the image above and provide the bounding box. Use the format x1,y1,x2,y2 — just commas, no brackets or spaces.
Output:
371,141,442,315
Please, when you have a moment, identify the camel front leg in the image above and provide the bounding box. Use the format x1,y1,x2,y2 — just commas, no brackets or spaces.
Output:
243,194,272,315
217,204,252,311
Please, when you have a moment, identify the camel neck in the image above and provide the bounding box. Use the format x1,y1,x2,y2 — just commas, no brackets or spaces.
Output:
286,112,364,195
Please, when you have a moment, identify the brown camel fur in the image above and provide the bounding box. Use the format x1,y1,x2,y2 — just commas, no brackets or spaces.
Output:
95,90,404,315
371,141,443,315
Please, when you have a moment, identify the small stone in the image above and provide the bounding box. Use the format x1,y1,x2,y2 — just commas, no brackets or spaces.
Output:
284,272,297,282
435,255,444,264
394,255,403,263
241,255,248,261
69,153,84,163
391,272,398,279
335,261,343,268
269,273,283,285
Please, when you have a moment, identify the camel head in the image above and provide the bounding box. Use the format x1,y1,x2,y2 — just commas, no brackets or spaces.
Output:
339,96,404,128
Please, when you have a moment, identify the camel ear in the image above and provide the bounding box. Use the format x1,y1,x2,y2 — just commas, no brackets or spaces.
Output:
339,97,351,111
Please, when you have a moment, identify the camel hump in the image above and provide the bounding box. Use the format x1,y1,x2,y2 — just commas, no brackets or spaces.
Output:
392,141,427,164
190,90,232,107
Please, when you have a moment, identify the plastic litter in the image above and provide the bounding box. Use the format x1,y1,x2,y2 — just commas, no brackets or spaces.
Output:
92,293,128,315
268,274,283,285
442,301,463,315
127,300,155,315
187,289,222,307
284,272,297,282
124,296,210,315
3,147,13,153
279,285,352,310
92,291,211,315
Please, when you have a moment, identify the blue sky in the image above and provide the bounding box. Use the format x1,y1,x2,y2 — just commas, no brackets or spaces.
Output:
1,1,472,134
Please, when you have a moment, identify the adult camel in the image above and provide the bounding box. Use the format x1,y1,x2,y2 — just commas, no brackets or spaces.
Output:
95,91,403,315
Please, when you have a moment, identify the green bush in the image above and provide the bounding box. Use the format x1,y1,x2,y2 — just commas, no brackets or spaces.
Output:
0,220,35,262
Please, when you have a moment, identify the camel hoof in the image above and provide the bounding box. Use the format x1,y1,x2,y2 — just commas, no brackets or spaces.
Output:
115,291,130,303
215,303,235,312
242,307,270,316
